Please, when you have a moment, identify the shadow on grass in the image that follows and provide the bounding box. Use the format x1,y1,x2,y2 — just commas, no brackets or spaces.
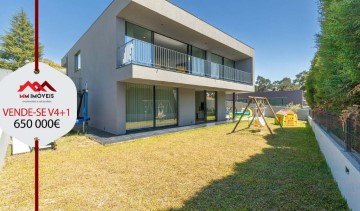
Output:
174,123,349,210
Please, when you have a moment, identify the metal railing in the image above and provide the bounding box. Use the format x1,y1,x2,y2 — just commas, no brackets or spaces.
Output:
310,110,360,161
117,39,253,84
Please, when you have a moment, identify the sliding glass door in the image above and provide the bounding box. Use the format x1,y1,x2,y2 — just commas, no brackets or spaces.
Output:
210,54,222,79
155,86,178,127
126,84,154,130
195,90,217,123
206,91,217,121
191,46,206,76
125,22,153,66
126,83,178,130
154,33,189,72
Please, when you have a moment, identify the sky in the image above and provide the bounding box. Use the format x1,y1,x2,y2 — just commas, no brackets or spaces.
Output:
0,0,320,82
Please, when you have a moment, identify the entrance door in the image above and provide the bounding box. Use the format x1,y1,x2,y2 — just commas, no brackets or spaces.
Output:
195,91,206,123
206,91,217,121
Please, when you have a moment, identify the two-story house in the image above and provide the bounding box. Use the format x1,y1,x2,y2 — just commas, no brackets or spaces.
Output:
62,0,255,135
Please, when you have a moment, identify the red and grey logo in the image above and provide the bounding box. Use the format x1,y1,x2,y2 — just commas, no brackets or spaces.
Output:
18,81,56,92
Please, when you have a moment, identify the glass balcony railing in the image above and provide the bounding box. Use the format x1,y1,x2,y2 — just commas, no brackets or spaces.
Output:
117,39,253,84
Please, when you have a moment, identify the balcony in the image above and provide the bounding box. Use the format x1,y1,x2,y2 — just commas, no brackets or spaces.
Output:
117,39,252,85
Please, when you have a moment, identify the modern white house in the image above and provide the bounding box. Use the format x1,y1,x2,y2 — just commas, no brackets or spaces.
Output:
62,0,255,135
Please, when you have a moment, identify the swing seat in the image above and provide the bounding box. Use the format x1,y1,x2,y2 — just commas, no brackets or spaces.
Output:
156,113,166,119
254,117,265,127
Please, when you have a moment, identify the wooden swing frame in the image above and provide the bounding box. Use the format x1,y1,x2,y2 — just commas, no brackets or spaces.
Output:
231,96,283,134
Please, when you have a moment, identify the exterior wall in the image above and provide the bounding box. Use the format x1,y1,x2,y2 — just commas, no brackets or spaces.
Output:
234,90,304,106
264,106,309,120
224,101,309,120
217,91,226,121
63,1,130,134
178,88,195,126
308,117,360,211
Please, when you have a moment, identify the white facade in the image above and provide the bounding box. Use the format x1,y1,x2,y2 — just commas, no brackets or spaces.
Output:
62,0,255,135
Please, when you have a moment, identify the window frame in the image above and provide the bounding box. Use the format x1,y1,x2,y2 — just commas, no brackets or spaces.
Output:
75,51,81,72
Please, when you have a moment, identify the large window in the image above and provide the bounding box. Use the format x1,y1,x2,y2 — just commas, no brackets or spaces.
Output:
191,46,206,75
75,51,81,72
154,33,189,72
125,22,153,66
126,83,178,130
211,54,223,65
154,33,187,54
192,46,206,59
211,54,235,67
155,86,178,127
125,22,152,43
210,54,222,78
126,84,154,130
210,54,235,79
224,58,235,68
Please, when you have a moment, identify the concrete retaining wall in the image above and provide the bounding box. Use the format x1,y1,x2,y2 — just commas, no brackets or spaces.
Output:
0,69,12,171
308,116,360,210
264,106,309,120
225,101,309,120
0,129,10,171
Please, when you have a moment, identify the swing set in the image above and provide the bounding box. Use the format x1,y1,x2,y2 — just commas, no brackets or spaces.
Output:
231,96,283,134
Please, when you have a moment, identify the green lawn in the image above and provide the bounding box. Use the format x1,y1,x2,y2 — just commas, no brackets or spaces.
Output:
0,120,348,210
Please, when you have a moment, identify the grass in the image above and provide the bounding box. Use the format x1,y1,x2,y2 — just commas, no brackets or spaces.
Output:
0,120,348,210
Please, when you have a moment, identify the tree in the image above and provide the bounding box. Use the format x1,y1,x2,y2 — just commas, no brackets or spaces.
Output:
293,70,308,90
255,76,272,92
0,9,43,71
278,77,296,91
305,0,360,111
305,55,319,108
272,80,280,91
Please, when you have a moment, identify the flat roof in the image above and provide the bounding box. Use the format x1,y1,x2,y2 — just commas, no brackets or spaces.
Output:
166,0,253,50
119,0,254,60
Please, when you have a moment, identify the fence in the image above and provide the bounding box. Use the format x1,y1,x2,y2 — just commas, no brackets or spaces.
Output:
310,110,360,161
